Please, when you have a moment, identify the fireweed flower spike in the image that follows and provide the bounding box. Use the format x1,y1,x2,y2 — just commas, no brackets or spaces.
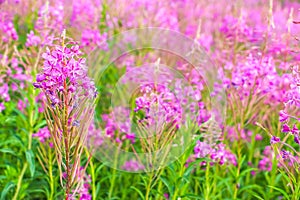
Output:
33,31,96,199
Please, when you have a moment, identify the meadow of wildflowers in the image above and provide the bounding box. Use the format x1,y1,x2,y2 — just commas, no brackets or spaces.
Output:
0,0,299,199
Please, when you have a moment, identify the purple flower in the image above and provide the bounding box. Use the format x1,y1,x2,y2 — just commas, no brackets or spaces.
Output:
1,21,18,42
279,110,289,122
210,144,237,166
294,135,300,145
258,157,272,171
270,136,280,144
33,40,97,104
36,74,46,82
72,120,80,127
125,133,135,143
121,159,145,172
17,99,27,112
163,193,169,200
0,83,10,102
87,122,103,147
281,124,290,133
258,146,273,171
194,141,211,158
255,134,263,141
32,127,51,143
73,167,92,200
281,150,291,160
26,31,41,47
81,29,108,51
291,124,299,135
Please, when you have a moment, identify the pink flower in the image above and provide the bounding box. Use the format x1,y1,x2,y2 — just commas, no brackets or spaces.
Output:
291,124,299,135
33,40,97,106
81,29,108,51
32,127,51,143
210,144,237,166
194,141,211,158
294,135,300,145
17,99,27,112
0,83,10,102
125,133,135,143
26,31,41,47
270,136,280,144
279,110,289,122
163,193,169,200
281,124,290,133
258,146,273,171
121,159,145,172
0,102,5,112
1,21,18,42
255,134,263,141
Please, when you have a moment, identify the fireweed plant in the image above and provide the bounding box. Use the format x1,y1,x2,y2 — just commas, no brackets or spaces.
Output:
33,32,97,199
0,0,300,199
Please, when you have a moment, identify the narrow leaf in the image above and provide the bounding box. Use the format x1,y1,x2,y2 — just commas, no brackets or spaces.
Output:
26,150,35,177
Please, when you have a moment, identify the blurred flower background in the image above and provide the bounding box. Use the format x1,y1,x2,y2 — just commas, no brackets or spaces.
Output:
0,0,299,199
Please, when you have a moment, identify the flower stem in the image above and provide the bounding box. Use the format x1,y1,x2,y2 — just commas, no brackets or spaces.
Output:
12,163,28,200
145,172,153,200
63,80,71,200
90,159,96,200
204,163,210,200
49,148,54,200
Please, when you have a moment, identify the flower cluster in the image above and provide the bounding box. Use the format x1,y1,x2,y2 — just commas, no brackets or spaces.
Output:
102,107,135,144
194,140,237,166
33,38,97,107
121,159,145,172
81,29,108,51
25,31,41,47
258,146,273,171
134,83,183,129
0,13,18,42
279,66,300,145
258,146,299,172
0,56,29,113
226,125,263,143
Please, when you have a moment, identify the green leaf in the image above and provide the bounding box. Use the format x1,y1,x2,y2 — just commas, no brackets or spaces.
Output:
130,186,144,200
0,182,15,200
160,176,174,195
251,193,265,200
0,148,16,156
268,185,290,200
181,194,201,199
33,121,47,132
238,184,262,194
25,150,35,177
239,168,257,179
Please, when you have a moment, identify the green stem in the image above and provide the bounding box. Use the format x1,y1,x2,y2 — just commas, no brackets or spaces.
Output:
155,178,163,199
172,162,185,200
90,158,96,200
12,163,28,200
233,157,241,200
49,149,54,200
204,163,210,200
145,172,154,200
